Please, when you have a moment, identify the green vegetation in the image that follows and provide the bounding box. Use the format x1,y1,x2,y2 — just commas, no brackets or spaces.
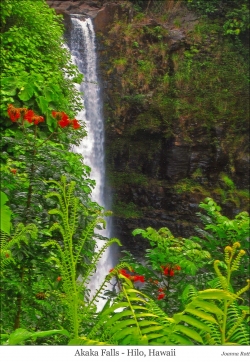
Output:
101,0,249,214
0,0,83,134
174,174,249,210
187,0,249,37
113,200,143,218
0,0,249,348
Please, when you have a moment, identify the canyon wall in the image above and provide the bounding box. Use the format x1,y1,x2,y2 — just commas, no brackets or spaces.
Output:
47,1,249,254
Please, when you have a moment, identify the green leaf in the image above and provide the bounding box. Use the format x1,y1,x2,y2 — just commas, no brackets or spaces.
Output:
191,300,224,315
46,112,57,132
1,76,17,86
100,302,129,316
18,83,34,101
185,308,218,324
37,96,48,114
146,333,165,341
8,328,69,345
0,191,12,235
170,333,194,345
1,191,8,205
104,310,133,327
141,325,163,334
197,289,236,300
114,326,140,341
138,320,159,327
29,329,70,339
44,88,57,102
175,325,203,344
112,319,137,331
8,329,32,345
132,229,145,236
179,315,211,332
68,338,111,346
1,84,17,96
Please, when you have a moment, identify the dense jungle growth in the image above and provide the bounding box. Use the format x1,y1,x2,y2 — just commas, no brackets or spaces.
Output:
0,0,249,346
97,0,249,245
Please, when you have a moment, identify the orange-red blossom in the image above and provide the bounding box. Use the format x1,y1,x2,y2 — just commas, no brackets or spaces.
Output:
7,105,81,130
7,104,44,125
51,111,81,129
109,268,145,283
161,264,181,277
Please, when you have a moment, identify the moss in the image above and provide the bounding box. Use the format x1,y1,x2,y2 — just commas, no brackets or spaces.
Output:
174,175,249,211
174,178,210,196
108,171,149,188
113,200,143,218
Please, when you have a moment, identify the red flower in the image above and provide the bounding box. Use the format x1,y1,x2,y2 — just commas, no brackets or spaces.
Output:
7,104,21,122
58,119,70,128
24,109,35,123
119,269,130,278
57,276,62,281
163,268,169,276
133,275,145,283
10,168,17,174
33,116,44,125
5,253,10,258
169,269,174,277
157,293,165,300
58,113,70,128
175,265,181,271
71,119,81,129
158,288,164,292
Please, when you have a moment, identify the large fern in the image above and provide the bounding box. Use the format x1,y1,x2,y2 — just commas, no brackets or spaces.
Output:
181,243,250,345
78,242,249,346
82,274,238,345
43,176,121,339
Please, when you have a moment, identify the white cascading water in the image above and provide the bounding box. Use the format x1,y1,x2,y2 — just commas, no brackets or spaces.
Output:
68,16,115,308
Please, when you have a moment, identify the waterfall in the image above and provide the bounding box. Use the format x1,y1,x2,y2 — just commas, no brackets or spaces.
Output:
68,16,115,308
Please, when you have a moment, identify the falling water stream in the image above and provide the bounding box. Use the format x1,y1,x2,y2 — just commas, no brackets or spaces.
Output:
68,16,115,309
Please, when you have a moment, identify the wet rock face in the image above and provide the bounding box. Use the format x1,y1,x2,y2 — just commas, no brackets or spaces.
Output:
47,1,132,34
47,1,102,17
48,1,249,252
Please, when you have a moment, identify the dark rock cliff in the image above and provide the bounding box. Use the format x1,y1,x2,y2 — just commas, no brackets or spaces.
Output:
47,1,249,254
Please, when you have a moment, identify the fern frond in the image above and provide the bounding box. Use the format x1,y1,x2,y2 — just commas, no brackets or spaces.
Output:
181,284,198,306
68,337,112,345
81,238,121,287
226,302,250,345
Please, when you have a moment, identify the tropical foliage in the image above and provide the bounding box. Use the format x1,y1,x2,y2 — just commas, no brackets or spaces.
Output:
0,0,249,347
0,0,83,125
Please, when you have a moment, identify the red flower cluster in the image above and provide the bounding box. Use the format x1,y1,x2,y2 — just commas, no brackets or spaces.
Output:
7,104,21,122
157,287,166,300
57,276,62,281
109,268,145,283
24,109,44,125
7,104,44,125
157,293,165,300
161,264,181,277
7,105,81,130
10,169,17,174
130,275,145,283
51,111,81,129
